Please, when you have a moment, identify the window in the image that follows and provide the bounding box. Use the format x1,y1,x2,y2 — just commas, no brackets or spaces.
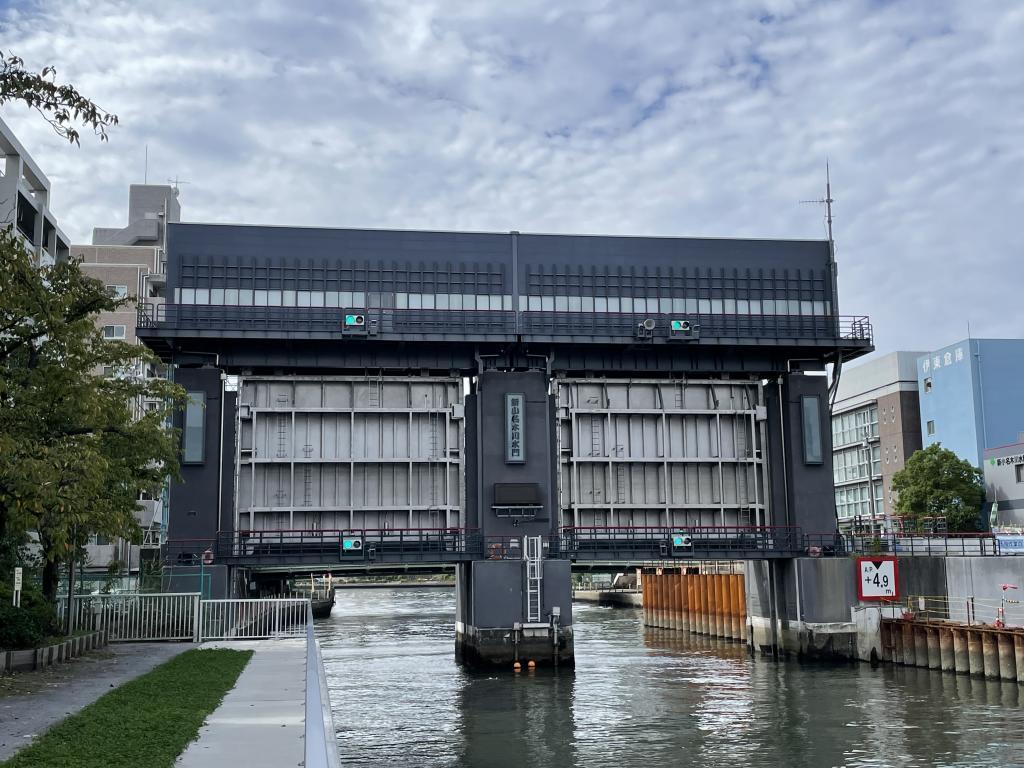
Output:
927,420,935,436
1016,465,1024,483
105,284,128,299
924,378,932,393
183,392,206,463
801,395,823,465
103,325,126,339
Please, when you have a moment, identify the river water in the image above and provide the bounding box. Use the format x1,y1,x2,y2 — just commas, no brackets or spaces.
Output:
317,588,1024,768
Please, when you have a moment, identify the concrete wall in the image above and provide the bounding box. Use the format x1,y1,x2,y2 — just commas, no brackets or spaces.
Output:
944,557,1024,624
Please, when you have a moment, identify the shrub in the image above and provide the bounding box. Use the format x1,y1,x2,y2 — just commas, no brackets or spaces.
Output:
0,587,60,650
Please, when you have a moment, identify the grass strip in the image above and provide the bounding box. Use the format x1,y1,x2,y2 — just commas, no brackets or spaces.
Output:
1,648,253,768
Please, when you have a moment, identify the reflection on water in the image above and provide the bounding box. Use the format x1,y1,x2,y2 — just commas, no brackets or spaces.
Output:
317,588,1023,768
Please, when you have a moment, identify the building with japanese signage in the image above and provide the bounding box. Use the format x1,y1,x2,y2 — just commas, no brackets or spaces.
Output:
830,351,926,534
918,338,1024,469
983,438,1024,532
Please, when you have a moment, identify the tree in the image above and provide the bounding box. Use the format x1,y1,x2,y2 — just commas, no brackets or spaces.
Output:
0,51,118,144
891,444,985,532
0,230,185,601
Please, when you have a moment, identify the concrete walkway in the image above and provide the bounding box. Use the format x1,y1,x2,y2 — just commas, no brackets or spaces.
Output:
0,642,191,761
175,639,307,768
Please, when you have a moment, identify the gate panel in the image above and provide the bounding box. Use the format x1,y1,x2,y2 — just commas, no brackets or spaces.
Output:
236,376,464,532
557,378,768,530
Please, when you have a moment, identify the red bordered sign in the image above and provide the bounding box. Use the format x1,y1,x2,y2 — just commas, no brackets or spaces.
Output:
856,556,899,601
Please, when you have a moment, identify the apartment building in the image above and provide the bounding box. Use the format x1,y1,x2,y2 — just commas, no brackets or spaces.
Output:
73,184,182,575
830,351,926,533
0,115,69,265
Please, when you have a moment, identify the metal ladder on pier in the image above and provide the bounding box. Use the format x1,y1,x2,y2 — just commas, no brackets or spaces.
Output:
525,535,543,622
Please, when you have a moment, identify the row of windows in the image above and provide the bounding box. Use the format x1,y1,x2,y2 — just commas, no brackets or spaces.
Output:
835,482,884,519
833,445,881,484
831,406,879,448
172,288,835,316
175,263,828,297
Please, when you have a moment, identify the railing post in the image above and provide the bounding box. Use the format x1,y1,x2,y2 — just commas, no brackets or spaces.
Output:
193,594,202,643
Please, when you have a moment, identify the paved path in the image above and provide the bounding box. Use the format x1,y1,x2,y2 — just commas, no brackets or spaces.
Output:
0,642,192,761
175,639,307,768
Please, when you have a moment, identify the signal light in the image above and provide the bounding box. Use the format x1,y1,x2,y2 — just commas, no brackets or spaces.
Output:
342,537,363,552
344,314,365,327
671,532,693,550
670,319,691,332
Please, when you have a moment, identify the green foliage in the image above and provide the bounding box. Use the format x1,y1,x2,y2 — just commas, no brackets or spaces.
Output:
0,649,253,767
0,228,185,600
891,443,985,532
0,51,118,144
0,590,59,650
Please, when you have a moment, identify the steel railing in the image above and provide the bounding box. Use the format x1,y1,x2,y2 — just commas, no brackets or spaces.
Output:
64,593,312,642
137,302,872,345
839,533,1001,557
560,525,806,560
65,593,200,641
200,598,309,640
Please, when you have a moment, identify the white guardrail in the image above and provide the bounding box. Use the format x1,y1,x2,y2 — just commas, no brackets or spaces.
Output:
66,594,310,642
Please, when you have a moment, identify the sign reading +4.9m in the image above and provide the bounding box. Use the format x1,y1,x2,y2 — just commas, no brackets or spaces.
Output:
857,556,899,601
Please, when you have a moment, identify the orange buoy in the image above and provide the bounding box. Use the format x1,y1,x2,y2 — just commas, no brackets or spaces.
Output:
513,661,522,672
527,660,536,669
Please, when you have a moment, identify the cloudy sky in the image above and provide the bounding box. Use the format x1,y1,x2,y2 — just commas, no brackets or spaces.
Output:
1,0,1020,356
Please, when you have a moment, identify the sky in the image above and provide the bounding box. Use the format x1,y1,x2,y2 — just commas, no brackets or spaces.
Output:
1,0,1021,357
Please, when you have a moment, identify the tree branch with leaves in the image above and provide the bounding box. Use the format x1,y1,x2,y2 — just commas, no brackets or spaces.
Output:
0,51,118,144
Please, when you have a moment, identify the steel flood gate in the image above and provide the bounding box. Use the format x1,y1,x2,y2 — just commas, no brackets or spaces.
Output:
235,376,465,534
556,378,770,530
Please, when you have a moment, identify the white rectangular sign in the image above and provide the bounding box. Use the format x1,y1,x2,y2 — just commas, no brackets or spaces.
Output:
505,393,525,464
858,557,898,600
13,566,22,590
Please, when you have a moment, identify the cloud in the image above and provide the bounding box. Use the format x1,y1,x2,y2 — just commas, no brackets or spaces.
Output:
1,0,1020,355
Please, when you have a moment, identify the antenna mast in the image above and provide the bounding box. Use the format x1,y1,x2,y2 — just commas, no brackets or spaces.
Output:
800,160,835,243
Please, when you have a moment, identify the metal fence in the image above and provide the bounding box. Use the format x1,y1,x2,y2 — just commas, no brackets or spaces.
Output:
65,594,310,642
200,598,310,640
67,593,199,641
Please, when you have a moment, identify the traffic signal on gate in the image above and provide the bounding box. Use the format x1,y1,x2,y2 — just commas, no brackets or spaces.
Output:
669,319,698,340
344,314,365,327
341,537,364,558
671,532,693,554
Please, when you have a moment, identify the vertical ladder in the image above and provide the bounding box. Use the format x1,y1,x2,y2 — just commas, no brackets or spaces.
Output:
590,416,602,457
367,376,381,409
525,535,543,622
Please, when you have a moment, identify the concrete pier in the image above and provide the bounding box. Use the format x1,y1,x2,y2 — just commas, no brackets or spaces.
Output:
902,622,916,667
939,628,955,672
982,633,1000,679
953,629,969,673
997,634,1017,681
968,630,984,676
926,627,941,670
914,626,929,668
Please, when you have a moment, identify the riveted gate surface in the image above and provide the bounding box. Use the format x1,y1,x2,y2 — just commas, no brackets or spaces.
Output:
555,378,769,530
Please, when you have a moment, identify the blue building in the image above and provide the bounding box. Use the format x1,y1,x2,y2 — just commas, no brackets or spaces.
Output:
917,339,1024,468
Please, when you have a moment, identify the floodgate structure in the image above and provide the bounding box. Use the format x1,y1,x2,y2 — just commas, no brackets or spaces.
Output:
137,225,873,667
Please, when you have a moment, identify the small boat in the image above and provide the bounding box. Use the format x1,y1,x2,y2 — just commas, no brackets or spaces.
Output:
310,588,336,619
290,575,336,619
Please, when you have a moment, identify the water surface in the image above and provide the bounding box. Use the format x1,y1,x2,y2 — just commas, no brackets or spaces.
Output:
317,588,1024,767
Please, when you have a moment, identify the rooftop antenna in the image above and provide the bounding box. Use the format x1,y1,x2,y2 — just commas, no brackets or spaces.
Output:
144,144,148,184
167,177,189,196
800,160,834,242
